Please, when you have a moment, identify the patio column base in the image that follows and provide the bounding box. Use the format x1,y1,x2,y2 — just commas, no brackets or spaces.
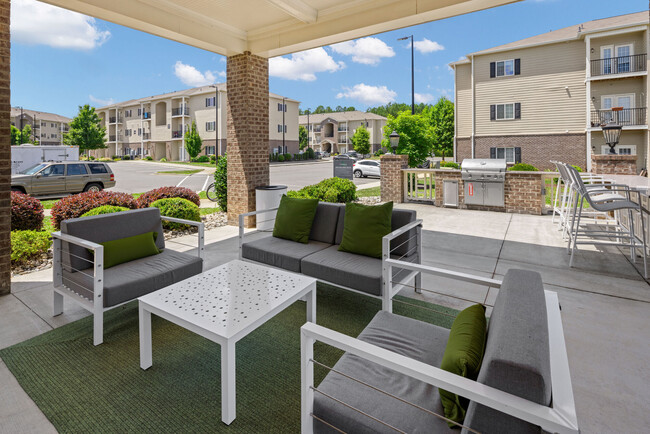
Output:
380,154,409,203
591,154,637,175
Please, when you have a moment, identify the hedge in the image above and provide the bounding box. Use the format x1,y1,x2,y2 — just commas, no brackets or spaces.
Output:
136,186,201,208
51,191,138,229
287,177,357,203
11,230,52,265
508,163,538,171
11,191,44,231
81,205,129,218
151,198,201,230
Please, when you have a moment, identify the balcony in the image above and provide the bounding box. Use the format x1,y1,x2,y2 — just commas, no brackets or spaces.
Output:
143,133,151,140
109,135,116,141
172,130,184,138
313,126,321,132
337,126,348,132
590,107,647,127
142,112,151,119
172,107,189,116
109,117,123,124
590,54,647,77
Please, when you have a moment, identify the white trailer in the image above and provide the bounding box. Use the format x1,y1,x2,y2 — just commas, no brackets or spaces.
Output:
11,145,80,174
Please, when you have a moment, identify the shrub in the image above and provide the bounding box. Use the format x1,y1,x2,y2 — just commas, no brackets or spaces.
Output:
122,155,131,161
193,155,210,163
51,191,138,229
374,149,385,156
136,186,200,208
11,230,52,265
79,155,89,161
11,191,44,231
81,205,129,218
214,154,228,212
89,156,96,160
209,155,216,163
151,198,200,230
571,165,583,172
112,155,120,159
144,156,153,161
508,163,538,171
306,147,315,159
440,161,460,169
160,158,168,162
287,177,357,203
99,157,112,162
284,153,292,161
277,155,285,162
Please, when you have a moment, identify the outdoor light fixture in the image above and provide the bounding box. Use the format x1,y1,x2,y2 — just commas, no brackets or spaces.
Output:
601,119,622,154
389,130,400,153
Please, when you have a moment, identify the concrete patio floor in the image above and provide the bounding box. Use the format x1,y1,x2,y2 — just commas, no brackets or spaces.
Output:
2,204,649,433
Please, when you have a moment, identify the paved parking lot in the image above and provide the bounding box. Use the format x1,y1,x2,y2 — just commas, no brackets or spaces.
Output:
106,160,378,194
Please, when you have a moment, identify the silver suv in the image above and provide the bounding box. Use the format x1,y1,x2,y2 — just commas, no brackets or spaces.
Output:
11,161,116,197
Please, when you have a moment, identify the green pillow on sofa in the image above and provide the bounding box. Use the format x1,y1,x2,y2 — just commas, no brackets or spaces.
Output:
338,202,393,258
100,231,160,269
273,195,319,244
439,303,487,427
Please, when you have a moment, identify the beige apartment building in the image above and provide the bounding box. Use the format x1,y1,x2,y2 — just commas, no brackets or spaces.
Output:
10,107,71,146
299,111,387,154
94,84,299,161
452,11,649,172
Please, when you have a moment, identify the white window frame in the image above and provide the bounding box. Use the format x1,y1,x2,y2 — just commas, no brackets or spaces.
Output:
495,147,516,163
601,145,636,156
495,103,516,121
205,121,216,132
600,43,634,74
601,93,635,109
496,59,515,77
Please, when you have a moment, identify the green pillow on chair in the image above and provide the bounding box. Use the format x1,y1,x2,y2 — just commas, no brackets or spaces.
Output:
439,304,487,427
338,202,393,258
100,231,160,269
272,195,319,244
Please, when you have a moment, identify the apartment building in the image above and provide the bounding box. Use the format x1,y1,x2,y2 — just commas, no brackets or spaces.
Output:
10,107,71,146
94,84,299,160
452,11,649,172
299,111,387,154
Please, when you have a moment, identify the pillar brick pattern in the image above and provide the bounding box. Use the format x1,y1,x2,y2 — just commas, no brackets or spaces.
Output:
591,154,637,175
380,154,408,203
0,0,9,296
226,52,269,227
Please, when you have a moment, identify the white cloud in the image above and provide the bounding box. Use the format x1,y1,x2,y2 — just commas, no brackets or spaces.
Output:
415,93,434,104
330,37,395,65
89,95,114,106
174,61,221,87
412,38,444,54
336,83,397,105
269,48,345,81
11,0,110,50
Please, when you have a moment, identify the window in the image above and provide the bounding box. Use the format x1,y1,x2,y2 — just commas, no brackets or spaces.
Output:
601,44,633,74
41,122,46,127
490,59,520,78
88,163,108,174
277,103,287,112
51,133,57,138
277,124,282,133
66,164,88,176
601,145,636,156
490,147,520,164
51,123,55,128
41,164,64,177
138,128,142,135
206,97,216,107
205,146,216,155
490,103,520,121
206,122,216,132
125,110,132,117
138,108,142,116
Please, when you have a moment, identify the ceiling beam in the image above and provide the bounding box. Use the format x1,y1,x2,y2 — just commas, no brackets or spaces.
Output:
265,0,318,24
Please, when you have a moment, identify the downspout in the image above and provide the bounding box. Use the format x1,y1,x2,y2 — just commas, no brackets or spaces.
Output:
453,63,457,162
471,54,475,159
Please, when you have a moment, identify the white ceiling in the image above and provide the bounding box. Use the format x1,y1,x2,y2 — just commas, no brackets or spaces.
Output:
40,0,520,57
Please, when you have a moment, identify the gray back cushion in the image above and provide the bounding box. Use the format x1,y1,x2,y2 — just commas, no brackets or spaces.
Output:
61,208,165,272
334,205,347,245
309,203,342,244
462,269,550,434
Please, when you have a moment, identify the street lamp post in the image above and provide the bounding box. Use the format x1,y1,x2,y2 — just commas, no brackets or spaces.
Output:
389,130,400,154
398,35,415,115
282,97,286,154
601,119,623,155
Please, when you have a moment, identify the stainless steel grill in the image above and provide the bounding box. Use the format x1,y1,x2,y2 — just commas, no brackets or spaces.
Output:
461,159,507,207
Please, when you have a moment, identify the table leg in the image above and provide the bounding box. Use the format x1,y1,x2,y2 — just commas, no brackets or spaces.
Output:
306,284,316,323
139,304,152,370
221,340,236,425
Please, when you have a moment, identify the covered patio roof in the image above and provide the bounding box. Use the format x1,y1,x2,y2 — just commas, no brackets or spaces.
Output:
38,0,520,57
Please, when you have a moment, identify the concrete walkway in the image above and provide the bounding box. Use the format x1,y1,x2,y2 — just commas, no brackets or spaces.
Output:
2,204,650,433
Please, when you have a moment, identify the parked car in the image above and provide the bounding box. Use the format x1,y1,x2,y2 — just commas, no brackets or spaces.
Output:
11,161,116,197
322,151,331,158
353,159,381,178
344,151,360,160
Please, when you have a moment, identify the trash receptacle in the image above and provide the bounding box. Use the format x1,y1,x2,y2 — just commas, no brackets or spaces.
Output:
256,185,287,230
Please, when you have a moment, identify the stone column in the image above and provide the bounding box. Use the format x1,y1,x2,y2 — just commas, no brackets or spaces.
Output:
0,0,9,296
591,154,637,175
226,52,269,227
380,154,408,203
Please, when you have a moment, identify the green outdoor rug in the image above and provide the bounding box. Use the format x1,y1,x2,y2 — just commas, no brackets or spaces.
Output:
0,284,457,433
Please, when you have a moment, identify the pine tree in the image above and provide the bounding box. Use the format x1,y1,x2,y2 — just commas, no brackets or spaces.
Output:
351,125,371,155
184,121,203,159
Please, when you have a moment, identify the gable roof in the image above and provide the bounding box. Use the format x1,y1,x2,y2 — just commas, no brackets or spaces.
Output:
10,107,72,123
298,111,386,124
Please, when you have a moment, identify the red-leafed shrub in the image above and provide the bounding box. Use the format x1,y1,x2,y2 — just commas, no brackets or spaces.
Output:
137,186,201,208
11,191,44,231
51,191,138,229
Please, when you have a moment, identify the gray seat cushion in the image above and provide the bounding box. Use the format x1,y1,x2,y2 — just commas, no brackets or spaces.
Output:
309,203,342,244
462,269,550,434
241,236,331,273
314,311,451,433
61,249,203,307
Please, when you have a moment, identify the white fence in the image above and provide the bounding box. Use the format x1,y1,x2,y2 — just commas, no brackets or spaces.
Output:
403,169,435,202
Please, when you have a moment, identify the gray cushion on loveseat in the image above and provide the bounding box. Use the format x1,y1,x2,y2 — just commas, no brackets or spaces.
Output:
313,310,451,433
61,249,202,307
241,236,331,273
309,203,342,244
462,269,551,434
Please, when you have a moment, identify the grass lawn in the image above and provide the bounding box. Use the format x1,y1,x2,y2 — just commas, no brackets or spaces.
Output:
156,169,203,175
156,161,216,168
40,199,58,210
357,186,380,197
199,207,221,216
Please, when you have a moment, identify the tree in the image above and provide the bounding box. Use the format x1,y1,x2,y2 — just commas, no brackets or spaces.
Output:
423,97,454,159
11,124,38,145
184,121,203,159
10,125,20,146
299,125,308,150
64,105,107,153
213,154,227,212
382,111,432,167
351,125,370,155
367,102,431,118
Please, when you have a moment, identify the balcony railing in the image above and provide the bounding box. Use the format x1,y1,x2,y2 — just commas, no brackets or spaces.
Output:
314,126,322,132
591,54,647,77
109,135,116,141
172,130,184,138
338,126,348,132
591,107,647,127
109,117,123,123
172,107,189,116
143,133,151,140
142,112,151,119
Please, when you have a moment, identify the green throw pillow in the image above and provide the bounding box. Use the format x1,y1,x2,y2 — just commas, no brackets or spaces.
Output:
439,304,487,428
338,202,393,258
272,195,319,244
100,232,160,269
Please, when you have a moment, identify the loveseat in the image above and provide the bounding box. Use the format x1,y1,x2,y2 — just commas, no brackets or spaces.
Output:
239,202,423,307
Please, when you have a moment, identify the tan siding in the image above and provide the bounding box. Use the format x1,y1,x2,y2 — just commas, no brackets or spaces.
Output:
590,77,645,110
474,41,586,135
590,31,646,61
455,63,472,137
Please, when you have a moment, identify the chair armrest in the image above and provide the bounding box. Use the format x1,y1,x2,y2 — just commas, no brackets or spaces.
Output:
382,219,423,242
51,232,104,303
239,208,279,259
160,216,204,227
52,231,103,251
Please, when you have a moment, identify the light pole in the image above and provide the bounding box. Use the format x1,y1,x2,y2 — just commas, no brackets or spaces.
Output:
307,108,310,149
210,84,220,167
282,97,286,154
398,35,415,115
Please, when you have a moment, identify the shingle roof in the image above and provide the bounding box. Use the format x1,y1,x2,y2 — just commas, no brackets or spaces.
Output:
298,111,387,124
10,107,72,123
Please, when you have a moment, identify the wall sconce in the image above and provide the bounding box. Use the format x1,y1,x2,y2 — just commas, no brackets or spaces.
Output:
591,97,596,102
590,48,595,53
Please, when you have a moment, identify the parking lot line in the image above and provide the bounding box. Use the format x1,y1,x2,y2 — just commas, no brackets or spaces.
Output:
201,175,210,192
176,175,190,187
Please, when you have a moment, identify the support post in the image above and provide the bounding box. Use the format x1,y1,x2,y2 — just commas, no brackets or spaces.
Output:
0,0,9,296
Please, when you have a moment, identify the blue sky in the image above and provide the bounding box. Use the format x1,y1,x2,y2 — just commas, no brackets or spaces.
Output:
10,0,648,118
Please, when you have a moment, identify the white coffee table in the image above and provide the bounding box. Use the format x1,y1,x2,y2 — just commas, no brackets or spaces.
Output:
138,259,317,425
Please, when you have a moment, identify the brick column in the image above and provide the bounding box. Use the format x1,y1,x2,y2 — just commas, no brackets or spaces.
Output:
226,52,269,227
380,154,408,203
591,154,637,175
0,0,9,296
